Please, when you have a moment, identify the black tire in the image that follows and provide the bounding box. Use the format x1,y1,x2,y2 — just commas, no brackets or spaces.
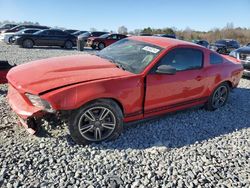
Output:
91,44,96,50
98,42,105,50
205,82,229,111
68,99,123,145
8,37,12,44
22,39,34,48
64,40,73,49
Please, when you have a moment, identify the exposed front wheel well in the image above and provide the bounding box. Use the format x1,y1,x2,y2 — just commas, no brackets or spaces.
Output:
79,98,124,116
224,81,233,89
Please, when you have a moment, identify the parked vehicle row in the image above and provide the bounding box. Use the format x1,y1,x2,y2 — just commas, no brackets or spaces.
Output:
0,28,41,44
0,24,17,32
0,24,249,54
1,24,49,34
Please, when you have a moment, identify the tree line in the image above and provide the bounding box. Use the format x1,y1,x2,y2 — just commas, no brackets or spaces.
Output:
120,23,250,45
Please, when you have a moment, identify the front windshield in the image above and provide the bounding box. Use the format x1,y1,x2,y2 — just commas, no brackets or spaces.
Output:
97,39,163,74
215,40,226,45
15,29,26,34
80,32,91,37
73,30,87,35
99,34,110,38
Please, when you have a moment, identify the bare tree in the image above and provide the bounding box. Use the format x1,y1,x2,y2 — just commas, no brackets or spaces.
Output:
118,26,128,34
90,27,97,32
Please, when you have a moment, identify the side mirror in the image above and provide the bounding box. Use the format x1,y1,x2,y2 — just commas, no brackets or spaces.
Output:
156,65,176,75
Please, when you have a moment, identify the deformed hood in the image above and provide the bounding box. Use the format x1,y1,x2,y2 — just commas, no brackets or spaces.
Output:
7,54,132,94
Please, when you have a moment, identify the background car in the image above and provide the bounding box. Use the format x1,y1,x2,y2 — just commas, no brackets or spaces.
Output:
72,30,88,37
7,37,243,144
209,39,240,54
12,29,77,49
87,33,127,50
1,28,41,44
230,45,250,77
0,24,17,32
63,29,79,34
1,24,49,34
193,40,209,48
139,33,153,36
77,31,109,51
77,31,109,43
154,34,176,39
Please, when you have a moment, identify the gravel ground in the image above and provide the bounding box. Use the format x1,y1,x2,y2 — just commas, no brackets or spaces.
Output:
0,42,250,188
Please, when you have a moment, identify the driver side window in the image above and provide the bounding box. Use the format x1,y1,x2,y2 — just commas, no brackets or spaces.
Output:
108,35,117,40
155,48,203,71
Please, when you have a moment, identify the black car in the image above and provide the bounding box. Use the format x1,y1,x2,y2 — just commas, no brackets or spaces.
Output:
193,40,209,48
139,33,153,36
230,45,250,77
154,34,176,39
63,29,79,34
9,28,41,43
2,24,50,34
210,39,240,54
0,24,17,32
12,29,77,49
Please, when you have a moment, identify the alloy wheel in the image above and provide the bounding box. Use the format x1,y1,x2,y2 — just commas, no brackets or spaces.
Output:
78,106,116,142
212,85,228,109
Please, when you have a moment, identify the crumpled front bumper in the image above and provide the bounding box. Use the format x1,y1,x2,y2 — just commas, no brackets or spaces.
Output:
7,84,45,134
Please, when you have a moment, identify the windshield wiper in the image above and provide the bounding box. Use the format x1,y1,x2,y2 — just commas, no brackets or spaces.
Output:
97,54,128,71
115,63,127,71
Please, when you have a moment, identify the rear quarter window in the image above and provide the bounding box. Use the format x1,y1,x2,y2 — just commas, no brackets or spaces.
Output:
210,53,223,64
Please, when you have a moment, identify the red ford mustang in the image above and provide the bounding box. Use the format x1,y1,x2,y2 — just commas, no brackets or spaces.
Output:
7,37,243,144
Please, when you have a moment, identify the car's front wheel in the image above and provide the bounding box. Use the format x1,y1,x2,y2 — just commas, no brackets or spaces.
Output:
205,82,229,111
98,42,105,50
68,99,123,145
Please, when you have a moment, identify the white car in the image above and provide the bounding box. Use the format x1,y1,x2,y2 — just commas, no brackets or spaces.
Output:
0,28,41,44
0,32,15,43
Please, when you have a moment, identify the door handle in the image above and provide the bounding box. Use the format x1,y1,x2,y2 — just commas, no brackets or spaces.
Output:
195,76,203,81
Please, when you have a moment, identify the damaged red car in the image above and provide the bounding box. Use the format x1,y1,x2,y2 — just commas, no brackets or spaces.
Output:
7,37,243,144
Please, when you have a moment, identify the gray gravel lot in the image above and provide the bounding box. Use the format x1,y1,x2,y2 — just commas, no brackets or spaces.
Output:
0,42,250,188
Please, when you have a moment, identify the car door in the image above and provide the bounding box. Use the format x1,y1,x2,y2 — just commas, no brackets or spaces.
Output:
105,34,118,46
144,47,207,116
53,30,68,46
36,30,53,46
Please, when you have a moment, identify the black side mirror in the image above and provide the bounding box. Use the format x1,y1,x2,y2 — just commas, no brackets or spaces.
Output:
156,65,176,75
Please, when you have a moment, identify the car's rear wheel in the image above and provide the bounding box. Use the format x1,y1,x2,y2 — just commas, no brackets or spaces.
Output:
98,42,105,50
205,82,229,111
22,39,34,48
68,99,123,145
64,40,73,49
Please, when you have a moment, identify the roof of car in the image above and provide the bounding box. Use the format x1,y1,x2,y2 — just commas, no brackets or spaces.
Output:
130,36,199,48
